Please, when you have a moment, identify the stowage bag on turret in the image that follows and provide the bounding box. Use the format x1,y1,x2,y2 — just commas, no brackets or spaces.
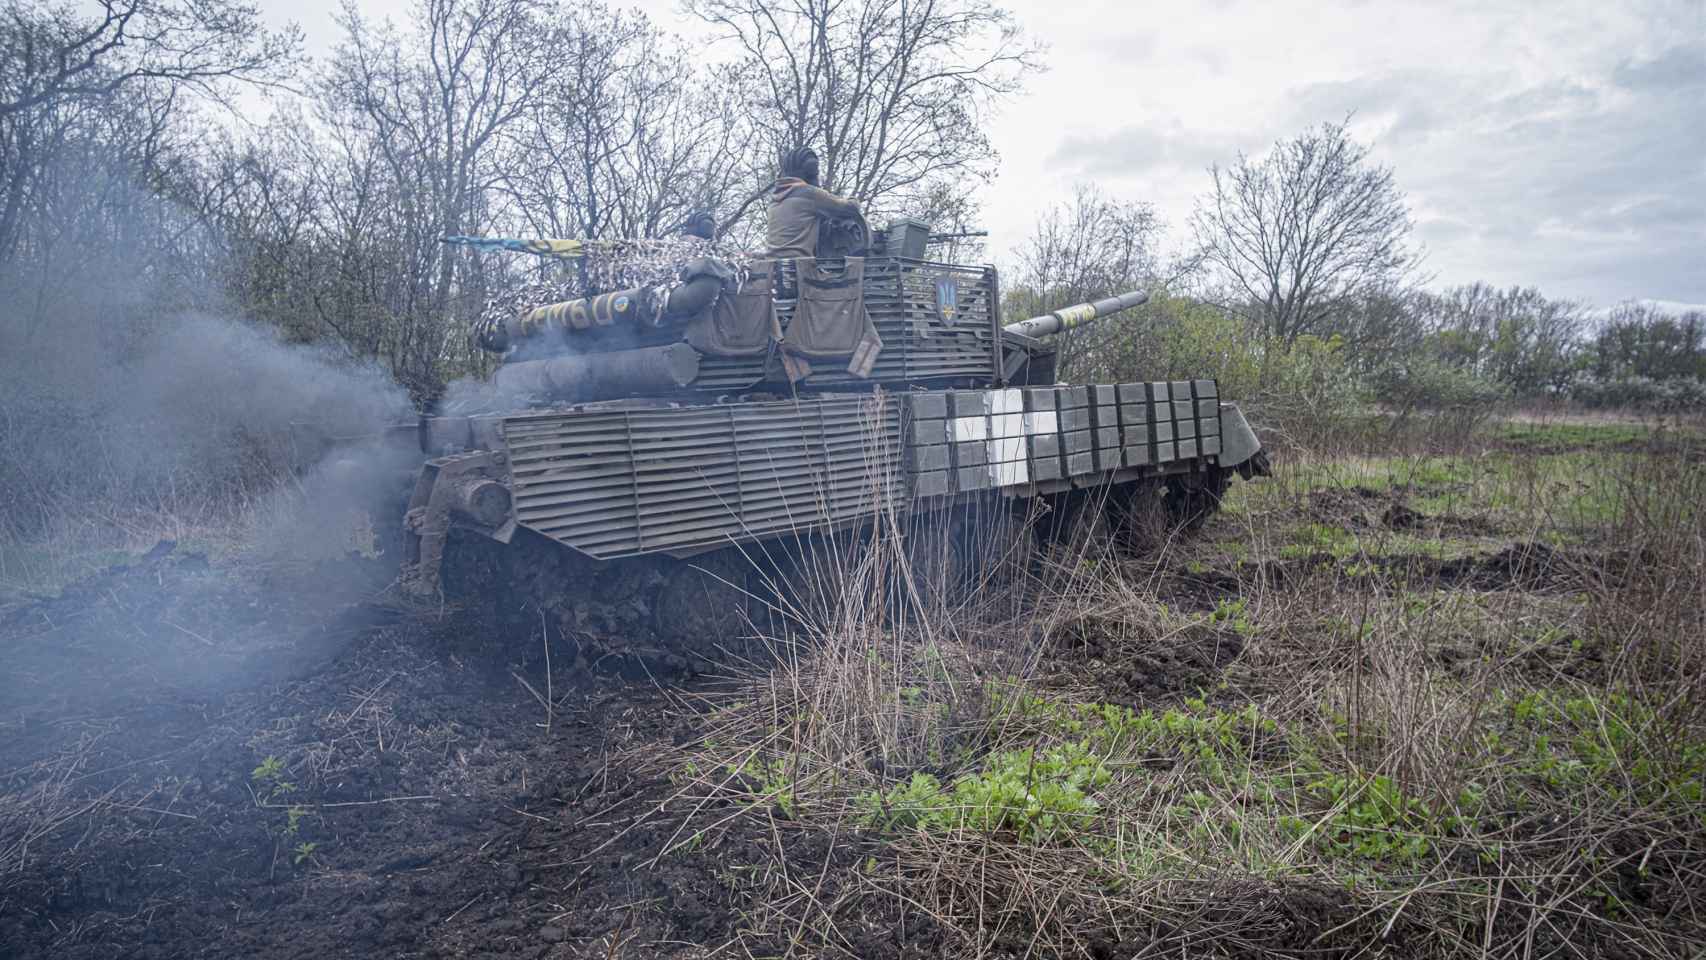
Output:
784,257,883,376
684,260,775,357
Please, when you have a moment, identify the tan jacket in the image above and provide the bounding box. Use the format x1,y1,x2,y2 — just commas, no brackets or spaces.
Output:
765,177,861,259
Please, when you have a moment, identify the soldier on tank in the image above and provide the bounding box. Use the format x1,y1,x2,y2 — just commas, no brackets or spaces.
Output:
680,210,717,241
766,146,862,258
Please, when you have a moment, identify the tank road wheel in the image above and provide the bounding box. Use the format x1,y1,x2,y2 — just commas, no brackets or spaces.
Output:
901,510,967,613
1035,486,1118,557
1163,468,1233,531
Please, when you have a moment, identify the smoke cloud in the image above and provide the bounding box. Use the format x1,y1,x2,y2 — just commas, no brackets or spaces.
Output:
0,267,412,564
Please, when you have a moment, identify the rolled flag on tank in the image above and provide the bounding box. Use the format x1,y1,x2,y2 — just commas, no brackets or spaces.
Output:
1002,290,1150,338
519,288,651,337
443,236,589,259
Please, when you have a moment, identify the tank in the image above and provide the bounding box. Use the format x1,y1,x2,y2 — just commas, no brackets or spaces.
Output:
401,223,1271,673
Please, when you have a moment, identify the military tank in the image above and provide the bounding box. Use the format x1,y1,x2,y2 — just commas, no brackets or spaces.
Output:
401,219,1270,674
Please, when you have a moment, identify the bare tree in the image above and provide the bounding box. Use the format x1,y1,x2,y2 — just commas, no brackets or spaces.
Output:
686,0,1039,221
1191,119,1415,344
0,83,191,341
1007,183,1161,377
0,0,299,257
0,0,301,117
495,7,759,241
1416,282,1586,393
319,0,549,397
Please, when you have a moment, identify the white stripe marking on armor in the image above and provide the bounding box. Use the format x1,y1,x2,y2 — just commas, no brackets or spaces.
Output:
953,416,988,442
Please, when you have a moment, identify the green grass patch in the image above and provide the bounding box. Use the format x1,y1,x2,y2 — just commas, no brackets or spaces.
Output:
1266,521,1457,563
1492,419,1655,451
846,680,1706,874
1260,454,1479,499
1279,523,1360,560
1242,445,1660,539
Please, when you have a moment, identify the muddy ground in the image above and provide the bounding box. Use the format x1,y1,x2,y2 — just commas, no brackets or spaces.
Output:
0,547,869,960
0,523,1622,959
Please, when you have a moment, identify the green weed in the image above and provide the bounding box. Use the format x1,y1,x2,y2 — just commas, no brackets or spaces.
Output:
1208,598,1253,637
859,742,1111,844
1289,772,1436,862
1491,691,1706,813
1281,523,1359,560
726,756,799,817
251,755,318,869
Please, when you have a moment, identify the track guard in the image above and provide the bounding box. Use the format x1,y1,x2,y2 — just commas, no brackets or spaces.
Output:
402,450,514,598
1217,403,1271,477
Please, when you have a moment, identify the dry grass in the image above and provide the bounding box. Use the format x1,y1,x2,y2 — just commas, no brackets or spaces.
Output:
0,455,405,606
657,423,1706,959
0,720,151,882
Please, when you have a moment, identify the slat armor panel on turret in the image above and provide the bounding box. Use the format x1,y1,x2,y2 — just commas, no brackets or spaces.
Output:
695,258,997,390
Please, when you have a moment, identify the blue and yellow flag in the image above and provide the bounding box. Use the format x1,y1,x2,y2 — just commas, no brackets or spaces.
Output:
442,236,589,259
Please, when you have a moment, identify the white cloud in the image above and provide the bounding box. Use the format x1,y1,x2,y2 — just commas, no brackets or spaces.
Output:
982,0,1705,307
261,0,1704,307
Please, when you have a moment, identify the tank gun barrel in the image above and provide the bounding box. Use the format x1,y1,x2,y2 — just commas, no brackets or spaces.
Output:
1002,290,1150,339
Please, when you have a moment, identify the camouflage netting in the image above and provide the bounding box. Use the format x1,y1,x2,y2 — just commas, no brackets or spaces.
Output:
468,237,755,351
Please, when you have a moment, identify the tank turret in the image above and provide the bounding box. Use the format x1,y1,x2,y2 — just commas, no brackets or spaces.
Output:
454,228,1160,407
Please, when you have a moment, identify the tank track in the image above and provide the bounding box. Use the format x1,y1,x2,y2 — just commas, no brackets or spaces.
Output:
435,499,1039,676
434,467,1237,677
440,527,770,677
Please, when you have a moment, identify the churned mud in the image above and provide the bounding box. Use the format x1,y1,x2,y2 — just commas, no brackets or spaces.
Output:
1047,615,1247,703
0,549,1227,959
0,549,958,959
1159,541,1616,605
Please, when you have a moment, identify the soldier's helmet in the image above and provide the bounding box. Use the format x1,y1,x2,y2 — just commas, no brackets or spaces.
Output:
681,210,716,240
780,146,820,187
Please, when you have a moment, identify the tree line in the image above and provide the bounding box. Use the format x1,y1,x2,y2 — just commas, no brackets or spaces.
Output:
1015,121,1706,431
0,0,1697,422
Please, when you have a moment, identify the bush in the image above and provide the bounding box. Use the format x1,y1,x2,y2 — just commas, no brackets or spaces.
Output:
1568,375,1706,413
1246,334,1372,448
1064,293,1263,398
1066,298,1372,448
1372,354,1508,415
1369,354,1508,445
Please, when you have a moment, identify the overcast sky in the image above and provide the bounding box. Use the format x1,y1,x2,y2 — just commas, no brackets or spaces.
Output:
266,0,1705,310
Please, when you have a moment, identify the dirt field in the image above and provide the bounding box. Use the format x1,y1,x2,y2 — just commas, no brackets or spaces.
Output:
2,419,1702,959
